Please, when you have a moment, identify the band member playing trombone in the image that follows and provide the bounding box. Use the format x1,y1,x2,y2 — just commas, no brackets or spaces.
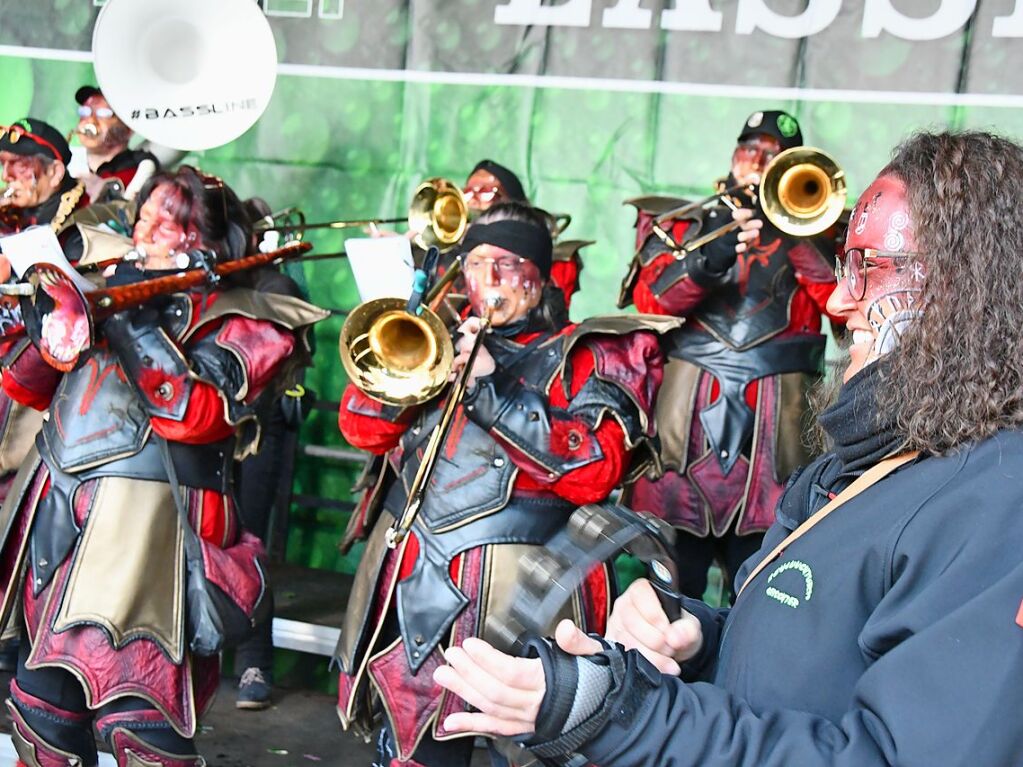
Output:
336,202,668,767
619,110,843,602
464,160,583,310
0,166,325,766
72,85,160,202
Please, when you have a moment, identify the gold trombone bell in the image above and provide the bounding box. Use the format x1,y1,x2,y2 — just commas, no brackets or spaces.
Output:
339,297,454,407
408,177,469,251
760,146,846,237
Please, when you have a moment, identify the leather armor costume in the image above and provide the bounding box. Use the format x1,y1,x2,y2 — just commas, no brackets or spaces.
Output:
0,284,326,765
620,195,839,550
0,177,90,506
335,316,673,763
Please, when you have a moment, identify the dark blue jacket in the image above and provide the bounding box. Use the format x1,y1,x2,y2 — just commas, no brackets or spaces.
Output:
583,430,1023,766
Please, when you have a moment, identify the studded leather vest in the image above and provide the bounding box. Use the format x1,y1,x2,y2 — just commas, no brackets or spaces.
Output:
39,296,194,474
41,348,152,473
694,219,809,351
386,332,567,532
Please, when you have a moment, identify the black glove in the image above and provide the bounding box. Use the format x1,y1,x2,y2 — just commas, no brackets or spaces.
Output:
699,224,742,274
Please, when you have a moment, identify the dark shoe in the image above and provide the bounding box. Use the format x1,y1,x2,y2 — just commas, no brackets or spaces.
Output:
236,667,272,710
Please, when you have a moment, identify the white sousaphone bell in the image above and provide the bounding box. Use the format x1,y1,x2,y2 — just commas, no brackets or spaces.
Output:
92,0,279,151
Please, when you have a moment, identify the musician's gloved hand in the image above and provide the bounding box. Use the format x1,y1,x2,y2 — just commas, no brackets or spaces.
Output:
102,306,191,419
605,578,703,676
450,316,496,389
733,207,764,256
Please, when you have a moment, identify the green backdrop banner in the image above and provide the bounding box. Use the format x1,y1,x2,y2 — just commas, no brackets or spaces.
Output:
1,0,1021,572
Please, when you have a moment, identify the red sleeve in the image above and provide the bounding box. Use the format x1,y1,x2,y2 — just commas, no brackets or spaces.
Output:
634,251,708,317
150,381,235,444
549,258,580,310
547,418,629,505
338,383,411,454
1,342,62,411
788,240,844,324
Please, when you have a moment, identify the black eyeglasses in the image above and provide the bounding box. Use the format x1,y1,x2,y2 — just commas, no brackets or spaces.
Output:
834,248,921,300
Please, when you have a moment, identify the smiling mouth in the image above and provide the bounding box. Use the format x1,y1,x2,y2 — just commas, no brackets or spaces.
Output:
851,329,874,346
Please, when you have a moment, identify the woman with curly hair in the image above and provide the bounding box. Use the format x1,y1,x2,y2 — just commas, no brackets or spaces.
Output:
432,131,1023,766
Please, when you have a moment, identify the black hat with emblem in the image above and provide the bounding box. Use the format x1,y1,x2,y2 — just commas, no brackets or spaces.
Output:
0,118,72,166
738,110,803,152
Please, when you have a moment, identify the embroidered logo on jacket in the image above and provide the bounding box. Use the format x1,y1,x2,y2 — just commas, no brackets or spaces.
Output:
765,560,814,609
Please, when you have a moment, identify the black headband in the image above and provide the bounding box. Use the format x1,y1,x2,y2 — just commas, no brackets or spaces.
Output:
471,159,527,202
461,220,552,278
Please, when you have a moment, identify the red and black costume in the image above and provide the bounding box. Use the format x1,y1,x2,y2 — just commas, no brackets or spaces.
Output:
335,216,671,765
91,147,160,193
0,119,90,506
0,273,324,765
619,112,843,600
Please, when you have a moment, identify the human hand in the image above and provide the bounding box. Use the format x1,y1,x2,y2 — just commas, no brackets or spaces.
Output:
449,316,495,387
733,207,763,255
605,578,702,676
434,620,600,737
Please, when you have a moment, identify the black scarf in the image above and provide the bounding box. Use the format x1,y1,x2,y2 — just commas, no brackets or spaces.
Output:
778,361,906,526
817,361,907,476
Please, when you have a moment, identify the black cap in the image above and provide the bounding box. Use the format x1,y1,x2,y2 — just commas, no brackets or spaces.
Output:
737,110,803,152
470,159,527,203
0,118,72,166
75,85,102,105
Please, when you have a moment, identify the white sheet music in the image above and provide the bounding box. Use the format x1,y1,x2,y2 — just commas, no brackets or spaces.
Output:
345,236,415,302
0,225,95,293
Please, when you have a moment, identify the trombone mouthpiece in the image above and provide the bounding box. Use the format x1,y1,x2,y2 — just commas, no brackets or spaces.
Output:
484,296,503,309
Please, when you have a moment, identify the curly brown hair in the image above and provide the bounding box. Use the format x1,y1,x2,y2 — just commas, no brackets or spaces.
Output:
877,131,1023,454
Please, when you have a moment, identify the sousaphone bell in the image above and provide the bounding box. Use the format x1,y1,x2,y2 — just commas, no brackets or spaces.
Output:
92,0,278,151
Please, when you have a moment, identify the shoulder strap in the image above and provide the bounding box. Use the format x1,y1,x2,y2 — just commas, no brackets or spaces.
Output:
737,451,920,598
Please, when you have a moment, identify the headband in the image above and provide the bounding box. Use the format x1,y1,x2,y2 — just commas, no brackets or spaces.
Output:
461,220,552,278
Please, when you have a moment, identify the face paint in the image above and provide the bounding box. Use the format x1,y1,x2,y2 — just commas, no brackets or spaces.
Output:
730,134,781,187
0,153,57,209
132,184,200,270
462,169,507,213
462,244,543,327
827,174,926,382
76,95,130,153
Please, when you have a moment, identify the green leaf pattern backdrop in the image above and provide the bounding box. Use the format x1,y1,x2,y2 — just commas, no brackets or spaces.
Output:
2,0,1022,577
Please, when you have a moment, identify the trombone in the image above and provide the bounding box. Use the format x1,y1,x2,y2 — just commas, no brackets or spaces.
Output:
659,147,847,257
339,265,496,546
257,177,469,253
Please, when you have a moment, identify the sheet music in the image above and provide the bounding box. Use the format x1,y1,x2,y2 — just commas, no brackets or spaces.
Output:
0,225,96,293
345,236,416,302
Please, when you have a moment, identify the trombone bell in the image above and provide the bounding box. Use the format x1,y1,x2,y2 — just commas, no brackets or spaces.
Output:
339,297,454,407
368,310,439,374
409,178,469,251
760,147,847,237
